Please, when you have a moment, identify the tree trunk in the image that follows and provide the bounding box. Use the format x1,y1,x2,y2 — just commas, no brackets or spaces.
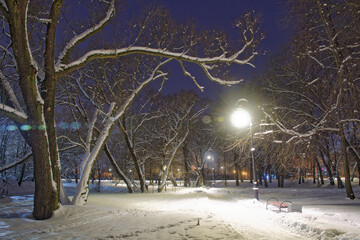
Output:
5,1,60,220
240,166,244,182
182,141,190,187
316,0,355,200
17,163,26,187
319,150,335,185
280,175,284,188
118,120,147,193
169,171,178,187
249,157,253,184
315,156,324,185
72,118,115,205
312,159,316,184
223,152,227,187
75,166,79,184
351,163,357,182
104,144,133,193
358,163,360,186
268,167,272,183
235,163,240,186
158,133,188,192
264,175,268,187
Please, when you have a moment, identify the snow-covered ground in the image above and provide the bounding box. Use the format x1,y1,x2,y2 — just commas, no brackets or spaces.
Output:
0,179,360,239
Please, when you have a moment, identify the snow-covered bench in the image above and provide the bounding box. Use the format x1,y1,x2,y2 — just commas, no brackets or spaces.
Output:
266,197,302,213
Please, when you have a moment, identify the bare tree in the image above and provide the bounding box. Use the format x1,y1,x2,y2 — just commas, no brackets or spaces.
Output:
262,0,359,199
0,1,262,218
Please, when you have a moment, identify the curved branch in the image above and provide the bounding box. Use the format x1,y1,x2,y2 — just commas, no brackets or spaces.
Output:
56,0,115,65
55,46,257,79
0,152,31,173
0,103,28,124
0,70,23,112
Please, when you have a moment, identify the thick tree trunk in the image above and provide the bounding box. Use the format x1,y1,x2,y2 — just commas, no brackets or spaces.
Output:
6,0,60,220
42,81,62,203
31,129,58,219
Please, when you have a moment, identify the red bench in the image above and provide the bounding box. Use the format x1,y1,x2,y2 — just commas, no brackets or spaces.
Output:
266,197,292,212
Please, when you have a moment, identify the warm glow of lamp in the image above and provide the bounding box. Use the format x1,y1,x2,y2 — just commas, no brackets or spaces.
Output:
231,108,251,129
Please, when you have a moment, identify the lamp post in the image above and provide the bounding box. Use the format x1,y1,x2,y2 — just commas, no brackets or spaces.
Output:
231,105,259,201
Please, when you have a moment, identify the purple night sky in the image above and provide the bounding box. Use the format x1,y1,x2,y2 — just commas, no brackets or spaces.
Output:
154,0,289,98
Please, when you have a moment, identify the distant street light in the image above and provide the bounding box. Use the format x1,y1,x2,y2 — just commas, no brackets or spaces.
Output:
201,150,214,186
231,102,259,201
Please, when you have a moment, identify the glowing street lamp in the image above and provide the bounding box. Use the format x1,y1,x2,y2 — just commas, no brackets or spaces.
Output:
231,108,252,129
231,103,259,201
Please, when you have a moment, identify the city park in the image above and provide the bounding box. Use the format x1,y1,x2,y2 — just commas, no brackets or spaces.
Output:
0,0,360,239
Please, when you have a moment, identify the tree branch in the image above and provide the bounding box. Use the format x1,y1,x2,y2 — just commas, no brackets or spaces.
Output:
55,46,256,83
0,152,32,173
56,0,115,65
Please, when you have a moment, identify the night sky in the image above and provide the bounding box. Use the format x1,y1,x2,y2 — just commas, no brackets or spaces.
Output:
152,0,289,98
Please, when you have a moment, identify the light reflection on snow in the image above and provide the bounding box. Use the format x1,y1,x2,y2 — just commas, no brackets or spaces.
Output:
10,195,34,202
0,221,12,237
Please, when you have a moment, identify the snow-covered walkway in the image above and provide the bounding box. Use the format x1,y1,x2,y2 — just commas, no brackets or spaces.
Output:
0,179,359,239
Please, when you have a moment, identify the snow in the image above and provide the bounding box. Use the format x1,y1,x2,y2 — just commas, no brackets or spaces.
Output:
0,103,28,120
1,179,360,239
0,0,8,11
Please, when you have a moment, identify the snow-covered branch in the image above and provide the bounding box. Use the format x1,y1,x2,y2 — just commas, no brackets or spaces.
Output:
56,0,115,65
177,60,204,91
113,59,171,120
262,109,338,141
0,152,32,173
0,103,28,123
55,46,256,86
0,0,9,20
0,70,23,112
